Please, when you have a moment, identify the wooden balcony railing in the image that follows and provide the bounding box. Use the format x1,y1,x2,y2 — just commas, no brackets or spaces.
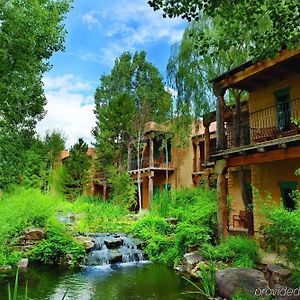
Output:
129,158,173,171
224,97,300,150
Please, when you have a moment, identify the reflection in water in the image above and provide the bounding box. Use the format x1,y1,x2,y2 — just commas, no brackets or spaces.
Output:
0,263,201,300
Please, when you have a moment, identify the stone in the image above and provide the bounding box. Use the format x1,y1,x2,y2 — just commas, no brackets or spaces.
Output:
77,236,95,251
174,265,186,273
25,228,45,241
183,251,203,273
110,253,123,264
272,284,300,300
216,268,269,299
18,258,29,268
266,265,291,286
166,217,178,226
104,238,123,249
0,265,12,272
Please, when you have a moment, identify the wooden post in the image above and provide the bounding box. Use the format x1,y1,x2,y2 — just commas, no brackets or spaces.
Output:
215,160,228,238
214,84,226,150
217,172,228,237
196,142,200,172
204,125,210,164
203,168,211,190
103,185,107,200
148,176,153,210
149,138,154,167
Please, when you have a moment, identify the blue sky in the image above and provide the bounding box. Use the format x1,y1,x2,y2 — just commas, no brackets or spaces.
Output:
37,0,187,147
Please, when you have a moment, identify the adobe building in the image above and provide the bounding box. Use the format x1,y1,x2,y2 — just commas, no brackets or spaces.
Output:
211,48,300,236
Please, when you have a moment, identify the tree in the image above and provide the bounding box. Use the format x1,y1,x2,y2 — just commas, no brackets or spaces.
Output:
93,51,172,211
168,19,255,235
148,0,299,60
0,0,72,189
22,130,66,191
63,138,91,200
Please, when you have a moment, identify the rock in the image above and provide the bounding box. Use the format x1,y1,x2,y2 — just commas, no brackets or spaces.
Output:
0,265,12,272
18,258,29,268
110,253,123,264
25,228,45,241
77,236,95,251
266,265,291,286
174,265,186,273
104,238,123,249
183,251,203,273
216,268,269,299
166,217,178,226
272,284,300,300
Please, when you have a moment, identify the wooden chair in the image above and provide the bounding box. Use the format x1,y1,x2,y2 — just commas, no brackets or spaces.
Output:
232,210,247,228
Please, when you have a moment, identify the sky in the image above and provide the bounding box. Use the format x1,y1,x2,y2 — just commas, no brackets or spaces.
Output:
37,0,187,148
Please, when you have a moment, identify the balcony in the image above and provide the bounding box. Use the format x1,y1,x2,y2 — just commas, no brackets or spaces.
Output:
129,158,173,171
223,97,300,151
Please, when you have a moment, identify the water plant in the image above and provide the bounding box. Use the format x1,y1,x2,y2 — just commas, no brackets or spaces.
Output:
182,259,216,298
7,269,28,300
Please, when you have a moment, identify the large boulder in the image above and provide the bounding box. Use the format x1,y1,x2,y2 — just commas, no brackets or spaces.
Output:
266,265,291,286
25,228,45,241
183,251,203,273
216,268,269,299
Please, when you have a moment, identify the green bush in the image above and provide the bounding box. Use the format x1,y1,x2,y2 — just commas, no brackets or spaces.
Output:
130,215,174,240
0,188,65,246
175,222,211,256
73,195,131,232
130,187,218,266
0,246,22,266
30,218,85,266
201,236,260,268
262,207,300,270
144,235,177,266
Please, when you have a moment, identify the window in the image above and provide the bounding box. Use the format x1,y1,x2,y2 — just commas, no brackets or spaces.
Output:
274,87,291,132
279,181,298,211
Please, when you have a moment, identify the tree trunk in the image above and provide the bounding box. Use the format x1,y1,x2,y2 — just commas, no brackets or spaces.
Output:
137,130,142,212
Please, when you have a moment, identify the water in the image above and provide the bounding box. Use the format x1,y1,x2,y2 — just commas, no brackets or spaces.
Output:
84,233,146,266
0,263,202,300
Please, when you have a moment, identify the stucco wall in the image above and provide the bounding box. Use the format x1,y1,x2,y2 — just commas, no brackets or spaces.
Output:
251,158,300,231
249,74,300,113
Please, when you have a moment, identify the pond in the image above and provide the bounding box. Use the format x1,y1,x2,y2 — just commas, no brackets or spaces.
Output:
0,262,203,300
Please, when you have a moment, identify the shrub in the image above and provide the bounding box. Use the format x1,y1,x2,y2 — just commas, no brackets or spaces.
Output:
0,188,64,246
130,187,218,266
201,236,260,268
30,218,85,266
73,195,131,232
130,215,174,240
144,235,177,266
175,222,211,256
262,207,300,270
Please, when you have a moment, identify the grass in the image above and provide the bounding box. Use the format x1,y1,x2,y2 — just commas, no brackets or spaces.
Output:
72,195,132,233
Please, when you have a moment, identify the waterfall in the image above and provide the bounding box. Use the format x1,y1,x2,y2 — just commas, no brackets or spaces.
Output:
84,233,146,267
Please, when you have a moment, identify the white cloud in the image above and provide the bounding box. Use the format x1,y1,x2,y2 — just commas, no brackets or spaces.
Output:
43,74,92,92
82,11,101,29
80,0,186,66
37,75,96,148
